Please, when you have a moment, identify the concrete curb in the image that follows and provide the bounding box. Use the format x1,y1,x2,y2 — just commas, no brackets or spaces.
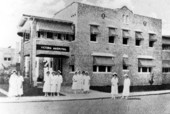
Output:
0,90,170,103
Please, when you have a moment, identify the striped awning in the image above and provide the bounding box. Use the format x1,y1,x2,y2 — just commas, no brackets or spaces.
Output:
162,60,170,67
90,25,100,34
138,60,155,67
93,57,114,66
123,30,131,38
109,28,117,36
36,21,74,34
123,58,131,66
17,21,31,37
136,32,144,40
149,34,157,41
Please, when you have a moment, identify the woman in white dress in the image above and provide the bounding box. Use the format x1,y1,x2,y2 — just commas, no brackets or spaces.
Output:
72,71,78,94
77,71,82,91
43,71,51,97
8,70,18,97
16,72,24,97
56,70,63,96
50,71,57,96
122,74,131,99
83,71,91,93
111,72,118,99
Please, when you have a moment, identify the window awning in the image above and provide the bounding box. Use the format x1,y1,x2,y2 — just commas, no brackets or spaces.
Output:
91,52,115,57
109,28,117,36
90,26,100,34
123,58,131,66
162,60,170,67
17,21,31,37
138,60,155,67
149,34,157,41
93,57,114,66
123,30,131,38
136,33,144,40
36,21,74,34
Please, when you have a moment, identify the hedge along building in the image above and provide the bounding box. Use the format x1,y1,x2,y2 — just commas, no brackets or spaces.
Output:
17,2,162,86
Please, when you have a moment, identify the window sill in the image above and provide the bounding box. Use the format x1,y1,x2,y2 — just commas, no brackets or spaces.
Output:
108,43,115,45
138,72,151,74
90,41,98,43
163,73,170,74
123,70,129,71
93,72,112,74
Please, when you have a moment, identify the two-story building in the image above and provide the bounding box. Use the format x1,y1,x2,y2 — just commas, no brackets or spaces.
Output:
17,2,162,86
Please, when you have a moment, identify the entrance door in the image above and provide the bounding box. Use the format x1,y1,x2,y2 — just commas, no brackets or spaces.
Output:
53,58,63,74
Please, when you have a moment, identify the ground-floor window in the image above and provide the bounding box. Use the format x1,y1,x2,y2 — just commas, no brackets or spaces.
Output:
93,65,112,73
70,65,75,72
138,67,152,73
162,67,170,73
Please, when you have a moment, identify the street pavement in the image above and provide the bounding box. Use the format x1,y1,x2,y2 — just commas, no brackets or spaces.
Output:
0,93,170,114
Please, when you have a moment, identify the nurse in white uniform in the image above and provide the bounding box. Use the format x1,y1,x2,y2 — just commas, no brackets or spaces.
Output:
111,72,118,99
51,71,57,96
83,71,91,93
43,71,51,97
122,74,131,99
56,70,63,96
8,70,18,97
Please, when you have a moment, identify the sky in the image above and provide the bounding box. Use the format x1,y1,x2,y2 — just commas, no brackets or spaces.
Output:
0,0,170,48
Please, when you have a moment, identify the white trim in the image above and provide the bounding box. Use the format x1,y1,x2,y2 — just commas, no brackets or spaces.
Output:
89,22,100,26
92,52,115,57
137,55,154,59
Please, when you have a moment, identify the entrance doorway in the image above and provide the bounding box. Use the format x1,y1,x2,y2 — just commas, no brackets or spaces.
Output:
53,58,63,74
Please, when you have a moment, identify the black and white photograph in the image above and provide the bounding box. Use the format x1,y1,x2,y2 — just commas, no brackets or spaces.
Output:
0,0,170,114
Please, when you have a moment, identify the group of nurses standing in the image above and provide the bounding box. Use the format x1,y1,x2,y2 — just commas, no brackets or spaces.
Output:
72,71,91,94
43,70,63,96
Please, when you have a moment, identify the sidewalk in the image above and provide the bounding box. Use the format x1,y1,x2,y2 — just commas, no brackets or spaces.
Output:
0,89,170,103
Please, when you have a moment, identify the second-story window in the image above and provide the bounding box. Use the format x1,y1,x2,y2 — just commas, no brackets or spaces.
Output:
149,33,157,47
135,32,144,46
90,25,99,42
108,27,117,44
47,32,53,39
122,30,130,45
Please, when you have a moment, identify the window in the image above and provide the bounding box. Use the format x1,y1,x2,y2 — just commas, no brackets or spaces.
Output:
123,64,128,70
136,39,141,46
70,65,75,72
38,31,44,38
122,30,130,45
149,41,154,47
123,38,128,45
108,28,117,43
162,67,170,73
4,58,7,61
138,67,152,73
149,33,156,47
24,34,30,41
4,57,11,61
91,34,97,42
90,25,99,42
8,58,11,61
93,65,112,73
47,32,53,39
162,44,170,50
135,32,143,46
109,36,115,43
